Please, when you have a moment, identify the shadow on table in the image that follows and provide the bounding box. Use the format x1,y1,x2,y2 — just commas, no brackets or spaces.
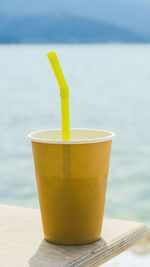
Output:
29,239,56,267
29,238,108,267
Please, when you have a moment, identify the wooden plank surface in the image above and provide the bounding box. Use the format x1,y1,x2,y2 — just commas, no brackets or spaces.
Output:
0,205,147,267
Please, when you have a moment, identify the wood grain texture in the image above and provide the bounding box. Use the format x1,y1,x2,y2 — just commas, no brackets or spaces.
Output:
0,205,148,267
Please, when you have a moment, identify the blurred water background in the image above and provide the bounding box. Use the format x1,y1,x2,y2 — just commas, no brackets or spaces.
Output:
0,44,150,230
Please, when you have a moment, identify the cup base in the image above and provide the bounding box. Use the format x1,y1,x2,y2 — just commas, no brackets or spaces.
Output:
44,236,101,246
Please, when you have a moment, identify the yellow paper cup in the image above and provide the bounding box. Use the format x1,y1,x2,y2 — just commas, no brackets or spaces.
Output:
28,129,115,245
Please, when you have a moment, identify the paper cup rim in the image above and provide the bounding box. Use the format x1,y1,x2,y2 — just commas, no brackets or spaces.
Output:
28,128,115,144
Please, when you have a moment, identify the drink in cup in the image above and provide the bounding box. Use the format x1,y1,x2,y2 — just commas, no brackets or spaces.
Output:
29,52,115,245
29,129,114,245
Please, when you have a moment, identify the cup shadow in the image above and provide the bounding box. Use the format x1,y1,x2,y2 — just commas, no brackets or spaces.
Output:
29,238,107,267
29,239,58,267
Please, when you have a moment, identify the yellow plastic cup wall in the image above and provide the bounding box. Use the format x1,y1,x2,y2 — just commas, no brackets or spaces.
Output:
30,129,113,245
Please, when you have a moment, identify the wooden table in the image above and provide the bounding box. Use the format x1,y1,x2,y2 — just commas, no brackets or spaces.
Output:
0,205,147,267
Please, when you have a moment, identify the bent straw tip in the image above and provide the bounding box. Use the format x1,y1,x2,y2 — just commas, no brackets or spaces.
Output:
47,51,57,60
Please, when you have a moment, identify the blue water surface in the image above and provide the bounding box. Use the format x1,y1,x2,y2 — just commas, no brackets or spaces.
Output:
0,44,150,227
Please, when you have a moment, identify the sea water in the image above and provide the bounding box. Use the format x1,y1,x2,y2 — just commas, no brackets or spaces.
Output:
0,44,150,229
